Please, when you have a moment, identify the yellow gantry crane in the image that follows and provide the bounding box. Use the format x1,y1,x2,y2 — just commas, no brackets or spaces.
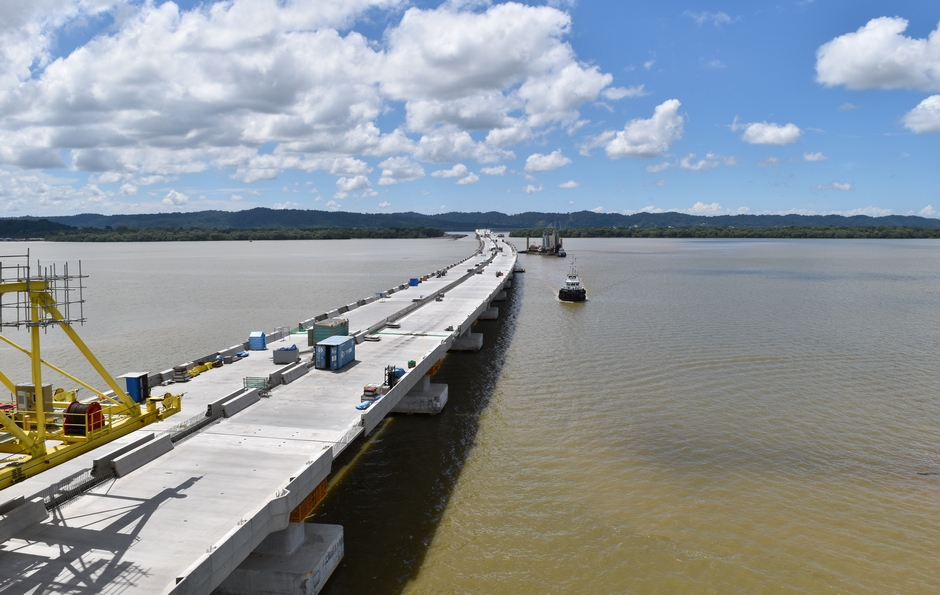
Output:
0,253,181,489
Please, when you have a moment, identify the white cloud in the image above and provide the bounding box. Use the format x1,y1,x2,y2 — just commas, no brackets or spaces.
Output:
683,11,734,26
230,194,243,201
0,0,613,198
839,103,858,111
643,60,655,70
803,151,827,161
589,206,604,213
645,162,671,173
757,156,781,167
687,202,723,215
639,205,664,213
524,149,571,172
680,152,734,171
431,163,478,185
813,181,852,191
273,201,300,210
834,206,891,216
593,99,684,158
918,205,936,217
559,180,579,189
119,183,138,196
0,168,122,214
735,119,803,145
432,163,470,178
414,128,513,163
162,189,188,206
902,95,940,133
384,3,614,132
816,17,940,91
330,158,372,177
522,184,543,194
457,172,479,184
480,165,507,175
378,201,391,208
325,200,341,211
336,175,372,192
377,156,425,185
602,85,647,100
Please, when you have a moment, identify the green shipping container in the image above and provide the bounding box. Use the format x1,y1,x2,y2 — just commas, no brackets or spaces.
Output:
309,318,349,346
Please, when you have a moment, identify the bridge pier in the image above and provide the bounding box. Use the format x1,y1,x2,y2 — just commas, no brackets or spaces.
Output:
392,375,448,414
450,326,483,351
478,304,499,320
492,290,507,302
214,523,343,595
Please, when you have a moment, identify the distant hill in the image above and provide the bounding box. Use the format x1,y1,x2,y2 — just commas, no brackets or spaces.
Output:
0,218,75,238
5,208,940,231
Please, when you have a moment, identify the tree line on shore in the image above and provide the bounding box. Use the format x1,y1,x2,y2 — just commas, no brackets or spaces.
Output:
8,208,940,234
40,226,445,242
509,226,940,239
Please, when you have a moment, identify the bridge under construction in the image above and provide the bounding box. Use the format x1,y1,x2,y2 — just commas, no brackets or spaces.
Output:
0,231,517,594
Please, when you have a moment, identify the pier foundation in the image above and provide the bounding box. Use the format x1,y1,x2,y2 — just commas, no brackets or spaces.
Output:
492,291,507,302
214,523,343,595
450,327,483,351
392,376,448,414
478,305,499,320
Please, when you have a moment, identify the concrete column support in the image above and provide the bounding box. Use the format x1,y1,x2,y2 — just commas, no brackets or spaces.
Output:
478,304,498,320
254,522,307,555
492,290,508,302
449,326,483,351
214,523,343,595
392,375,449,414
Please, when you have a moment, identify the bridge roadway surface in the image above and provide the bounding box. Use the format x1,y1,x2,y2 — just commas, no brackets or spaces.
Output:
0,233,517,594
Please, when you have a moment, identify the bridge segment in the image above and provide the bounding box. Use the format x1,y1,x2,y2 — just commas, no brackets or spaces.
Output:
0,232,517,594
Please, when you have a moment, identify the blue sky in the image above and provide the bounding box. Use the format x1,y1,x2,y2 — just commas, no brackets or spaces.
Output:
0,0,938,217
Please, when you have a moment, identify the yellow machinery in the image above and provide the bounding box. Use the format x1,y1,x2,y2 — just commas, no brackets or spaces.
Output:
0,253,181,489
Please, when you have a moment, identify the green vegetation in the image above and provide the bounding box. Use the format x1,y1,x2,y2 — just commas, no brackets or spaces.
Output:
8,208,940,233
0,218,74,238
45,226,445,242
510,226,940,239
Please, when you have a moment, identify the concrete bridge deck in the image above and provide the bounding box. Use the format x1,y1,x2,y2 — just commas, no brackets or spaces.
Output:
0,232,517,594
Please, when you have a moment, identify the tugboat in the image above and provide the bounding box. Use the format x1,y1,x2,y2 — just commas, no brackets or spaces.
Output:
558,262,586,302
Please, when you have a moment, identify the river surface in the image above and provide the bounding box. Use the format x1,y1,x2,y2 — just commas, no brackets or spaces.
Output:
3,237,940,593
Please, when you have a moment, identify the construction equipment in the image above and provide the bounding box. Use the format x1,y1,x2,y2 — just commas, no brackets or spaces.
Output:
0,252,181,490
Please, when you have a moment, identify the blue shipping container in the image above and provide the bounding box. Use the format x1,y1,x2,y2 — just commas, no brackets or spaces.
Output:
314,344,327,369
314,335,356,370
409,278,419,286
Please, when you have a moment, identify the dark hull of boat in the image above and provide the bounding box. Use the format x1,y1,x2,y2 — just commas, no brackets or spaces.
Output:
558,288,586,302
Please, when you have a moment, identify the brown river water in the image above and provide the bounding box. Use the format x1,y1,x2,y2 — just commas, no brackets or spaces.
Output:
2,237,939,593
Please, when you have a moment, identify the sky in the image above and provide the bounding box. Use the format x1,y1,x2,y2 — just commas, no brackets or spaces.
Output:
0,0,938,218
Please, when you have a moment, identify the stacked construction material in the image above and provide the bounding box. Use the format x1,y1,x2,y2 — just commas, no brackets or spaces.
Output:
361,384,383,403
172,365,190,383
